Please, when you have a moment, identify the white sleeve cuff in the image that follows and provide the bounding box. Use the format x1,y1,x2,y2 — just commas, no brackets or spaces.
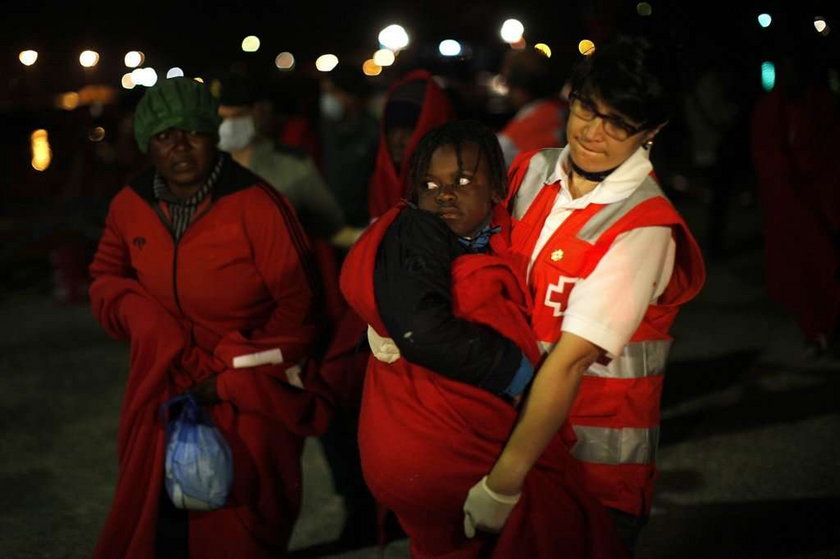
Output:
561,312,627,357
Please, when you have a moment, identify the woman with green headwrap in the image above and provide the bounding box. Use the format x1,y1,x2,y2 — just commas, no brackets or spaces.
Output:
89,77,332,558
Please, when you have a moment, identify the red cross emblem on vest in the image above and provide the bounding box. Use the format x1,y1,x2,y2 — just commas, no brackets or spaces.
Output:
544,276,580,317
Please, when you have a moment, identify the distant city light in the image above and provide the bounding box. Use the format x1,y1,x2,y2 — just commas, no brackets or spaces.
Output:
373,48,395,67
489,74,509,96
275,52,295,70
121,73,136,90
758,13,772,28
241,35,260,52
534,43,552,57
637,2,653,16
439,39,462,57
124,51,144,68
88,127,106,142
500,19,525,43
814,17,829,35
166,67,185,78
761,61,776,91
58,92,80,111
315,54,339,72
79,50,100,68
378,24,409,51
362,59,382,76
132,67,158,87
19,50,38,66
578,39,596,55
31,129,52,171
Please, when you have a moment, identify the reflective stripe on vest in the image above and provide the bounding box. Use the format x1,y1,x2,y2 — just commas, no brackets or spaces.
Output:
575,175,663,243
511,150,563,220
536,339,672,379
571,425,660,465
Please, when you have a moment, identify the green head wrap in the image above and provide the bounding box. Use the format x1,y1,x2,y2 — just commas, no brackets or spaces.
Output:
134,77,221,154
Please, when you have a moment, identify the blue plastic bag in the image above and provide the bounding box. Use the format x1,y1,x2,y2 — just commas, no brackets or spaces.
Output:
162,394,233,511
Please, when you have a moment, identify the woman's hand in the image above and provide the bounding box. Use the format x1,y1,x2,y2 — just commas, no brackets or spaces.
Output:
191,375,221,404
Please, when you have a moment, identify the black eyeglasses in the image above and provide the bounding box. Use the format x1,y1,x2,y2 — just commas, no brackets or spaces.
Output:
568,92,645,141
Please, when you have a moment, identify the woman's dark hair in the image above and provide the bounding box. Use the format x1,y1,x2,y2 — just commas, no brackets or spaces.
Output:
569,35,678,129
406,120,507,203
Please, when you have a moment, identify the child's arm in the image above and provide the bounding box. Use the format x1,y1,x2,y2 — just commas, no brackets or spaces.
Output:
463,332,603,534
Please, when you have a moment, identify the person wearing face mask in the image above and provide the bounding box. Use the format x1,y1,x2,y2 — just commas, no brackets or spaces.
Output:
217,74,347,242
319,69,379,231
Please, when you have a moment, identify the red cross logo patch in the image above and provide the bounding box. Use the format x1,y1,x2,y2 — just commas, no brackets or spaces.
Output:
544,276,580,317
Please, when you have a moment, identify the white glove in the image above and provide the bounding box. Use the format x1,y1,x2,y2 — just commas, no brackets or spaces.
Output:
463,476,521,538
367,325,401,363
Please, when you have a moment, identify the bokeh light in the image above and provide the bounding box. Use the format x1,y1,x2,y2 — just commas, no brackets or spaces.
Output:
439,39,462,57
637,2,652,16
378,24,409,50
275,52,295,70
166,67,185,78
19,50,38,66
241,35,260,52
124,51,144,68
362,59,382,76
31,129,52,171
758,13,772,28
534,43,552,57
58,92,80,110
132,67,158,87
761,61,776,91
316,54,339,72
121,73,136,89
79,50,100,68
373,48,395,66
814,17,830,36
88,127,106,142
500,19,524,43
578,39,596,55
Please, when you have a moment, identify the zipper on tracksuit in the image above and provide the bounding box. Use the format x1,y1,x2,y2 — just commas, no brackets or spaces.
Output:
151,201,214,317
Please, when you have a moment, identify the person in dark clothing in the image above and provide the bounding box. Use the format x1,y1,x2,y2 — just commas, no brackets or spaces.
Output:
372,122,533,397
340,121,625,558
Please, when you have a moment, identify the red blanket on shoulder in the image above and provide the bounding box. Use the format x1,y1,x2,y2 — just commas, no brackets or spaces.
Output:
340,204,625,558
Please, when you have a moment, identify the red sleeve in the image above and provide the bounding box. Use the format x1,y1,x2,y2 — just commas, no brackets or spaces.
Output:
88,194,201,390
212,185,321,369
212,186,331,433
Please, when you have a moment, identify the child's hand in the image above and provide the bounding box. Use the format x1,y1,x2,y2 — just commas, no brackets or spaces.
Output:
463,476,520,537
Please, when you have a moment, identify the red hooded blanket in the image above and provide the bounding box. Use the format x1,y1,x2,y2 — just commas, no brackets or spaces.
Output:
367,70,456,220
340,204,625,558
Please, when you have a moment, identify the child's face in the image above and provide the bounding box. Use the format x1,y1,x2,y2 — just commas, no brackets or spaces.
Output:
417,143,498,238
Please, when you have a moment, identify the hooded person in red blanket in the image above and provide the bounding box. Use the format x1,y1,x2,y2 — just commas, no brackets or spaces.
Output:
88,77,332,558
315,69,456,550
340,120,625,558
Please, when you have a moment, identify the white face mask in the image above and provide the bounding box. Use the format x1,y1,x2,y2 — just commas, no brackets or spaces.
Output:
320,93,345,121
218,115,256,152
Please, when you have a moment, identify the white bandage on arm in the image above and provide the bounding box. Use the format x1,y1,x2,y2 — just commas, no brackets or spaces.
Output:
561,226,675,357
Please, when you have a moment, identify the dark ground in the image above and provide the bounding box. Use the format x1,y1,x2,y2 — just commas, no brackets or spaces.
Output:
1,186,838,558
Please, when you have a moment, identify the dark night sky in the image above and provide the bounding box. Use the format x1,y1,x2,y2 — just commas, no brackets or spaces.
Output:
2,0,835,96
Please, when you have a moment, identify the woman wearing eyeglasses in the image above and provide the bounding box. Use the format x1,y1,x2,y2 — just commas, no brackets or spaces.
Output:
461,36,706,557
